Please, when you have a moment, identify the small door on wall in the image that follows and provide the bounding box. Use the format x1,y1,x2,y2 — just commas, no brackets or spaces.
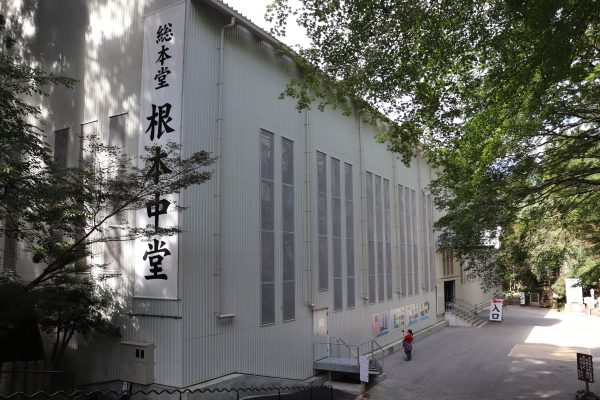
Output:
313,309,328,360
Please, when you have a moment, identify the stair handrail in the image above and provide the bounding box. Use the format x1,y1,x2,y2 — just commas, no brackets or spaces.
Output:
445,302,479,323
330,336,359,363
456,298,475,312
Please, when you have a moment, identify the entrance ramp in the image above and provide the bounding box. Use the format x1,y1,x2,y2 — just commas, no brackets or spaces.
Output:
313,337,384,375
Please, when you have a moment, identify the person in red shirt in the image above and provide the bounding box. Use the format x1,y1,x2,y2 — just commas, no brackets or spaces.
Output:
402,329,413,361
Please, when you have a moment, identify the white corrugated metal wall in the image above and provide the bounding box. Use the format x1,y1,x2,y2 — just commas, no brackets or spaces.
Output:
3,0,499,389
178,1,442,385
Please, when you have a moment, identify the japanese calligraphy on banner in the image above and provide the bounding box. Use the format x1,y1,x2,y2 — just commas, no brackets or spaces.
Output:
577,353,594,383
489,299,503,322
135,2,186,299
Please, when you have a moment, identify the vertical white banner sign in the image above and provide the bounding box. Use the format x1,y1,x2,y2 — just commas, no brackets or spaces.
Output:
489,299,503,322
135,3,186,299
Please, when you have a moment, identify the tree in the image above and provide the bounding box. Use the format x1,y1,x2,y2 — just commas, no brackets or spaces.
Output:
267,0,600,290
0,16,215,362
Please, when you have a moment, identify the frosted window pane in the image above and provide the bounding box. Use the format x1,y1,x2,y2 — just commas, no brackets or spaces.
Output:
261,180,275,230
261,130,274,179
333,237,342,277
318,193,328,236
262,283,275,324
109,114,126,148
319,236,328,290
331,158,340,197
283,233,294,281
282,138,293,185
317,152,327,193
283,281,295,321
347,277,355,308
261,231,275,283
345,163,353,201
332,198,341,238
334,278,343,311
54,129,69,168
282,185,294,233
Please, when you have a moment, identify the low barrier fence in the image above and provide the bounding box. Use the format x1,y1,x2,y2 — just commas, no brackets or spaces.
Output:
0,361,75,396
0,385,335,400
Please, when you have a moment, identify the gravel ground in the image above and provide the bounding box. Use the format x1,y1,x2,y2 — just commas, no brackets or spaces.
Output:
363,306,600,400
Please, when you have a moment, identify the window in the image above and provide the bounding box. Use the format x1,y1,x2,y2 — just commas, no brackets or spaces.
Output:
332,158,342,311
2,234,16,271
384,179,392,300
317,152,328,290
405,187,413,296
261,130,275,324
366,172,375,303
282,138,295,321
79,121,97,169
104,115,127,272
411,189,419,294
345,163,355,308
398,185,406,297
375,175,384,302
54,128,69,168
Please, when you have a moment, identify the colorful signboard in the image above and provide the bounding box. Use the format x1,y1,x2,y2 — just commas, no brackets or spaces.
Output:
390,307,405,331
372,311,389,338
420,301,430,321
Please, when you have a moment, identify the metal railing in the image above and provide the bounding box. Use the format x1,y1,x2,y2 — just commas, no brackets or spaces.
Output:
455,299,475,311
313,337,385,369
0,385,334,400
445,302,479,325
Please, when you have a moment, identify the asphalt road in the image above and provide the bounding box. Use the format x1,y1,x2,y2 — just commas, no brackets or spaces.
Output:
367,305,600,400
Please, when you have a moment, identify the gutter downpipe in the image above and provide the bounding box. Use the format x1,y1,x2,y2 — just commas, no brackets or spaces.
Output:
392,151,401,295
215,17,236,320
416,145,425,293
358,111,369,301
305,101,314,309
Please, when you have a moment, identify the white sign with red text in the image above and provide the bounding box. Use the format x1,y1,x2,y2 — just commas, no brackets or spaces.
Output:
489,299,503,322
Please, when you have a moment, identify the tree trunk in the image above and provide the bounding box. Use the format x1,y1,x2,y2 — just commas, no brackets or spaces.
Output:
53,330,74,371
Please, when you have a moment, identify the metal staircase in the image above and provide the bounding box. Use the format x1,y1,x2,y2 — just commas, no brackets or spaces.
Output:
313,337,385,376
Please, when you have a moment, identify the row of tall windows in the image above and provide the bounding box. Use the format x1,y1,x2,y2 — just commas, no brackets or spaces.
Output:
317,152,356,311
443,251,454,276
259,134,438,324
398,185,419,297
421,195,435,291
2,115,127,272
260,130,296,325
366,174,397,303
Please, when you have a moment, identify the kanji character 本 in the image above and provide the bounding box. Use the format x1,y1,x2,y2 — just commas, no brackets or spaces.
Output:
154,66,171,89
156,23,173,43
156,45,172,65
145,103,175,141
147,192,171,233
143,239,171,280
148,147,172,183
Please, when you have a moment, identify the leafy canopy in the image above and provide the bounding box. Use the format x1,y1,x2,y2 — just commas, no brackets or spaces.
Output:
268,0,600,291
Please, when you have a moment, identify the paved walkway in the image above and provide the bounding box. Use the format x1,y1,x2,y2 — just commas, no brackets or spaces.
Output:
366,305,600,400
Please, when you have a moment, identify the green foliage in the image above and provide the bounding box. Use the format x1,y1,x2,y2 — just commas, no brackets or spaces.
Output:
0,15,216,362
268,0,600,291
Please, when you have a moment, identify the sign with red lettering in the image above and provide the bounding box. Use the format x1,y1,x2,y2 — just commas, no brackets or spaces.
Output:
489,299,503,322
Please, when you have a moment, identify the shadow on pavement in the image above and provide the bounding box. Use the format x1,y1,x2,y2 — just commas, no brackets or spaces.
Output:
243,388,356,400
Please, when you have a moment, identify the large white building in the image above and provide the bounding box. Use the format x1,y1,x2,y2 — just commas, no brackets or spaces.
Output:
2,0,500,390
